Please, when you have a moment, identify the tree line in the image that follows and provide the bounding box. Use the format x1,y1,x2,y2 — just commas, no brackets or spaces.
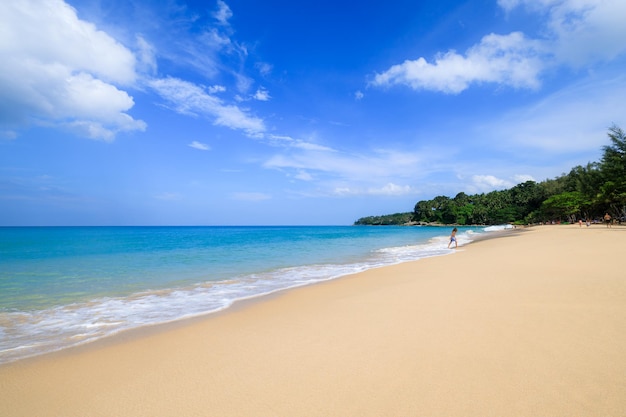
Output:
355,125,626,226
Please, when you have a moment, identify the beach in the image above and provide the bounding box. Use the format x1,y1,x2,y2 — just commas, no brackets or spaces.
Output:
1,225,625,416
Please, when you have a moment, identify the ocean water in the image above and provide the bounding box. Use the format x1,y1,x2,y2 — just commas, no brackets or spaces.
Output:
0,225,505,364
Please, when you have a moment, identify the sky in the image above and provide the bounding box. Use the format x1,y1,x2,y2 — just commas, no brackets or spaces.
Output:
1,0,625,226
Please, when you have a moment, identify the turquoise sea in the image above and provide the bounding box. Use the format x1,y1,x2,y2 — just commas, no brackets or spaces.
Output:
0,225,506,364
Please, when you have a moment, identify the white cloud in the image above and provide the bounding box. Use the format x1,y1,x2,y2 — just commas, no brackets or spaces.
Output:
189,141,211,151
148,77,265,136
266,134,336,152
135,35,157,75
500,0,626,66
212,0,233,26
0,0,145,140
472,175,513,190
292,141,335,152
369,183,415,196
355,90,364,100
373,0,626,95
253,88,271,101
372,32,544,94
208,85,227,94
177,29,230,80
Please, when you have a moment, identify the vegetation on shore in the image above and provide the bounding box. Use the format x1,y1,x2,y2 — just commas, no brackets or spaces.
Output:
355,125,626,226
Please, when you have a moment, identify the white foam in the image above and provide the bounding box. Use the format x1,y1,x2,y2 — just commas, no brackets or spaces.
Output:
0,227,489,364
483,224,514,232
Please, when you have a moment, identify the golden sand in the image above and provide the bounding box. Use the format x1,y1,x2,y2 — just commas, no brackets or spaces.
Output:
1,225,625,416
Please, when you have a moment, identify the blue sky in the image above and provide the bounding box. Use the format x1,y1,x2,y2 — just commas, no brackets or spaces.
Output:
1,0,625,225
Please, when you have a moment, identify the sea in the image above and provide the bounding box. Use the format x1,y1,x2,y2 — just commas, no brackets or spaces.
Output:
0,225,509,364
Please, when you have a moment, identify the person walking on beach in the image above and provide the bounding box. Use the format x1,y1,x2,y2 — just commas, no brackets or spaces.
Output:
604,212,612,228
448,227,458,249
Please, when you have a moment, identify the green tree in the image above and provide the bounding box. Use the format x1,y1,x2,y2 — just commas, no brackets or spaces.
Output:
470,194,489,224
354,212,413,225
413,200,436,223
540,191,585,222
599,125,626,218
564,163,602,219
509,181,546,221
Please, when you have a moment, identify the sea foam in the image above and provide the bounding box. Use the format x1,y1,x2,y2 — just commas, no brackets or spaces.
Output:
0,226,493,364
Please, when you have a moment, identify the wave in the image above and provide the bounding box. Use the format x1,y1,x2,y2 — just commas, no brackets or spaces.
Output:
482,224,514,232
0,226,497,364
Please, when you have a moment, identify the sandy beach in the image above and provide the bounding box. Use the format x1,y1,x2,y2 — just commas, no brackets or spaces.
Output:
1,225,625,417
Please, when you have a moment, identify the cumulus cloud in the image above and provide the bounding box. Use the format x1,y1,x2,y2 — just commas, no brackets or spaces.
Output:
371,32,544,94
0,0,146,141
471,175,514,191
372,0,626,94
148,77,265,136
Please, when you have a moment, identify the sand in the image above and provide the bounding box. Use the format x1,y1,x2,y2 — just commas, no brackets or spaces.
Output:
1,225,625,417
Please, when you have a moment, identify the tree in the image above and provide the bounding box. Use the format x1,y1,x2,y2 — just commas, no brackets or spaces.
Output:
540,191,585,222
354,212,413,225
564,163,602,219
413,200,435,223
599,125,626,218
509,181,546,221
566,163,602,197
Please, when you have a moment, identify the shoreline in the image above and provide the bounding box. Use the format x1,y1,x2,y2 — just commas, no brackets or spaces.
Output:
0,225,485,366
2,225,625,416
0,225,506,366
